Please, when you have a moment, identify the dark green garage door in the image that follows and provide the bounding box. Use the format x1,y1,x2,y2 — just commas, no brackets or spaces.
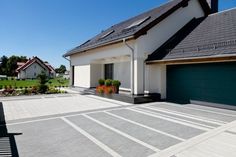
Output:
167,62,236,106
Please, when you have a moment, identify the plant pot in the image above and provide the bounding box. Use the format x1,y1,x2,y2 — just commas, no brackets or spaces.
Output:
115,86,119,94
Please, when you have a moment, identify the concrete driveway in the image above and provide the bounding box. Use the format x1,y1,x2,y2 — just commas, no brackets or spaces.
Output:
1,94,236,157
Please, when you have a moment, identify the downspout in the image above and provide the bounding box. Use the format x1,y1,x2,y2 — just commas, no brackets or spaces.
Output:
123,38,134,95
63,55,72,86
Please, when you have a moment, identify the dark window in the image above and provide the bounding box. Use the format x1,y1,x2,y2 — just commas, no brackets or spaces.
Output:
72,66,74,86
104,64,113,80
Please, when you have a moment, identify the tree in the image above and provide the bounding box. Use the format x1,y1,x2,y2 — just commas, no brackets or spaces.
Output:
5,55,27,76
55,65,66,74
37,71,49,93
0,55,8,75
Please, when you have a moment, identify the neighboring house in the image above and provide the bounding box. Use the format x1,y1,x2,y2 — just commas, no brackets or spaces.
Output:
0,75,7,80
64,0,236,106
56,71,70,79
16,56,56,79
63,70,70,79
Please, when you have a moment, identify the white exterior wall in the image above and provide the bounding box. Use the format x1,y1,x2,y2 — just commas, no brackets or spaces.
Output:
74,65,91,88
18,71,26,79
18,62,50,79
135,0,205,96
90,64,102,87
70,41,134,89
114,61,130,89
70,41,134,66
145,64,166,99
25,62,49,79
136,0,205,57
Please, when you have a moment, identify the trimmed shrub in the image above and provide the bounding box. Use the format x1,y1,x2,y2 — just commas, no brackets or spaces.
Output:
112,80,121,93
112,80,121,88
37,72,49,94
105,79,112,86
98,79,105,86
38,84,48,94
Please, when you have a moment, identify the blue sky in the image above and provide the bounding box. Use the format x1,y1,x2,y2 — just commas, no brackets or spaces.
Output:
1,0,236,69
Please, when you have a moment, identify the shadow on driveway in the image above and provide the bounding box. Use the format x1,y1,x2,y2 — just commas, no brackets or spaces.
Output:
0,102,22,157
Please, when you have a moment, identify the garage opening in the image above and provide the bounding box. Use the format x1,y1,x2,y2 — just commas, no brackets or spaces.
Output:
167,62,236,106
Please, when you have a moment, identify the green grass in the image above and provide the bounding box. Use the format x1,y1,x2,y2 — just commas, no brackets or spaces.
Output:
0,78,69,88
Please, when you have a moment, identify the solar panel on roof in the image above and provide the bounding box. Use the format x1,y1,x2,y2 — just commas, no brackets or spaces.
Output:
125,16,151,29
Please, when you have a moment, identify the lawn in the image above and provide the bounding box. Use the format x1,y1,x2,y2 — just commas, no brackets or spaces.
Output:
0,77,69,89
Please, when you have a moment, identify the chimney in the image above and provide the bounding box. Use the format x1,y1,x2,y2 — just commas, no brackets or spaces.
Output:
207,0,219,13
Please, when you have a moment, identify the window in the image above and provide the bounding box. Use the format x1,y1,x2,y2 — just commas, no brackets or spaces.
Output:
125,16,150,29
104,64,113,80
100,30,114,39
72,66,74,86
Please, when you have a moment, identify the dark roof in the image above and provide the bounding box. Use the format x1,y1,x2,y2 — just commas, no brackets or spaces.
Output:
147,8,236,62
64,0,210,57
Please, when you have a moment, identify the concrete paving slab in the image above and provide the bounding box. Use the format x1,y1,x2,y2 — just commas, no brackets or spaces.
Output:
185,104,236,115
109,109,205,139
67,115,155,157
138,106,219,128
88,112,181,150
151,103,236,122
175,132,236,157
2,95,123,121
7,118,111,157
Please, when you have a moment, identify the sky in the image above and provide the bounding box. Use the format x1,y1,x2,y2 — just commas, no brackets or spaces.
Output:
1,0,236,69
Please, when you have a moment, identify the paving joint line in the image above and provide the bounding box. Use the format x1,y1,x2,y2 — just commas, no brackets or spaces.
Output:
61,117,122,157
140,106,215,129
129,108,210,131
83,114,160,152
179,105,236,117
148,105,226,125
104,111,185,142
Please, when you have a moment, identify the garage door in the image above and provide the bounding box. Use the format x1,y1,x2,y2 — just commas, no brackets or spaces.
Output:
167,62,236,106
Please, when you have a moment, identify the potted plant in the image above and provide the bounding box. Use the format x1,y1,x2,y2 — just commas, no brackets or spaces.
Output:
112,80,121,94
105,79,112,87
98,79,105,86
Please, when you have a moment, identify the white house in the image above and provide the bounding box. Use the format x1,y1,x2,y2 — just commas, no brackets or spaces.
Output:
64,0,236,106
16,56,56,79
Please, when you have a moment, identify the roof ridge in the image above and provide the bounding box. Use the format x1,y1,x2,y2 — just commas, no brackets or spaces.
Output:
209,7,236,16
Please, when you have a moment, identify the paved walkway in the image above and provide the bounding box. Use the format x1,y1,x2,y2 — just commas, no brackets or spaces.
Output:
1,95,236,157
1,94,131,122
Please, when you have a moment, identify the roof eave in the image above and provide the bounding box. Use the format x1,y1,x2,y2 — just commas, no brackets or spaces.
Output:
64,35,135,57
146,54,236,65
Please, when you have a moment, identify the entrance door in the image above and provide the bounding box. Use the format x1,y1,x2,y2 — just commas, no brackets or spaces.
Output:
104,64,113,80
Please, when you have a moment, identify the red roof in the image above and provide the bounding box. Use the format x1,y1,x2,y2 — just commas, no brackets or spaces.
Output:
16,57,54,73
